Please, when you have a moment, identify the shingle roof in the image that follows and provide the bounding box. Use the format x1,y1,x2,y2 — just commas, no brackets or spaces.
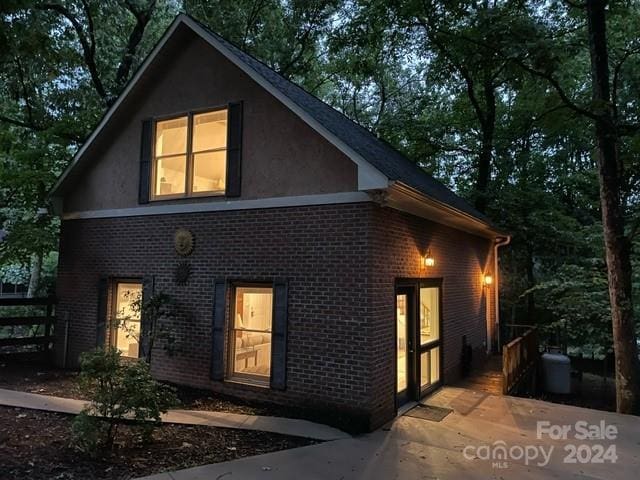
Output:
192,17,491,225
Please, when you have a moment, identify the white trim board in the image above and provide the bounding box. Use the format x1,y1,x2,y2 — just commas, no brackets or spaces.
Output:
50,15,388,197
62,191,372,220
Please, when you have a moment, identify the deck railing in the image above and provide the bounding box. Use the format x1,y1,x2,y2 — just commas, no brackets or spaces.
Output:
0,297,56,357
502,326,538,395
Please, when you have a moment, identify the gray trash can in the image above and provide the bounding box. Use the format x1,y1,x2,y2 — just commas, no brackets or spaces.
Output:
541,352,571,394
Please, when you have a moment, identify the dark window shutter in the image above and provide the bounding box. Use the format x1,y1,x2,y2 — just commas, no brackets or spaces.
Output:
210,278,228,380
139,118,153,204
96,277,108,348
140,275,155,361
225,102,243,197
270,279,288,390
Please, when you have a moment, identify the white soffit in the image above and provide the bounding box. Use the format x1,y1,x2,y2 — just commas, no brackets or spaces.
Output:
386,183,502,239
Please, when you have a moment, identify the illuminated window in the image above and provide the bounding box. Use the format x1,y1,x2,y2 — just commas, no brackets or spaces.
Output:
419,287,439,345
153,108,227,198
229,286,273,384
112,281,142,358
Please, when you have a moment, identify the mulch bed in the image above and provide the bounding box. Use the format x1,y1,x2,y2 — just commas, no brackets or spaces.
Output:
0,361,368,433
0,361,86,400
0,405,316,480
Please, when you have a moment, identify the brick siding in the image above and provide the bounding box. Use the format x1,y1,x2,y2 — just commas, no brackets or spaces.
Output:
55,201,495,430
367,206,495,426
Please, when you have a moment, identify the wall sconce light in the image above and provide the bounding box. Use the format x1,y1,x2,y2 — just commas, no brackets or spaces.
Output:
484,275,493,286
424,250,435,267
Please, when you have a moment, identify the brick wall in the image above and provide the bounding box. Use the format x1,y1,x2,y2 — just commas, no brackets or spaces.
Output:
367,206,495,426
56,203,375,420
55,201,495,430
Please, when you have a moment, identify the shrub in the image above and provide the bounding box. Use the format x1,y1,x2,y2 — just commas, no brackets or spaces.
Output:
71,348,177,455
118,291,180,362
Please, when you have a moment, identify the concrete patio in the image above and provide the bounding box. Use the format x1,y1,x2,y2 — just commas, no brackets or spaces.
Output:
139,386,640,480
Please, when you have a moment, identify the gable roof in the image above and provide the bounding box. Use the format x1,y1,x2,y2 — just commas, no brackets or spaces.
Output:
51,14,496,232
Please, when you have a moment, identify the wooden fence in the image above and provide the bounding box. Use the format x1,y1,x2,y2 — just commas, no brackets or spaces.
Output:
502,326,538,395
0,297,56,356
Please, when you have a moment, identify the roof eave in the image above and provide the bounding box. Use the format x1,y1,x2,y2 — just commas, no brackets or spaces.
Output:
384,181,509,239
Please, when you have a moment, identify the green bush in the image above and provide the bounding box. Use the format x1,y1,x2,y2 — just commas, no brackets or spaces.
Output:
71,348,177,455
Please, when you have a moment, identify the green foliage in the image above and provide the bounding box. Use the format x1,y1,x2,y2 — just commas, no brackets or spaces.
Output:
71,348,177,455
2,1,640,358
117,290,180,361
71,411,108,457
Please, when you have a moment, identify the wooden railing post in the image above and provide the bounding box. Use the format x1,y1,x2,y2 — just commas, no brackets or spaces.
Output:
501,326,539,395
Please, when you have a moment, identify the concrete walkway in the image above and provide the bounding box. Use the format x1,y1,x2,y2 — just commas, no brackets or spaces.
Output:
138,387,640,480
0,388,349,441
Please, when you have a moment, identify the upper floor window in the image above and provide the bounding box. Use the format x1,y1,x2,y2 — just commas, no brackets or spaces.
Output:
153,108,228,199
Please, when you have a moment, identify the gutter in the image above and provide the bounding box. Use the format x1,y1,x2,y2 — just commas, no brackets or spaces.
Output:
493,235,511,353
388,181,509,238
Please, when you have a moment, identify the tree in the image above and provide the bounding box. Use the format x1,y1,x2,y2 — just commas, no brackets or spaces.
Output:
497,0,640,414
583,0,639,413
183,0,339,92
0,1,177,293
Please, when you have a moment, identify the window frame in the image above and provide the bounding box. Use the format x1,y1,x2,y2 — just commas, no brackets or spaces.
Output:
226,282,274,387
109,278,143,359
150,105,229,201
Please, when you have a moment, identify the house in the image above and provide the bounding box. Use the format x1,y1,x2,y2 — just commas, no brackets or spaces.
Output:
50,14,509,431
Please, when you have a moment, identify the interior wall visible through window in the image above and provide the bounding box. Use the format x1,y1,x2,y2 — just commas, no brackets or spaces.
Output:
229,285,273,385
112,281,142,358
153,108,228,199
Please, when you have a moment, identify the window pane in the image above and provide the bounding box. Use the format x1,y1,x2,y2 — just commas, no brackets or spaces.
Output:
114,282,142,358
396,294,408,393
193,151,226,193
155,117,187,156
419,287,440,345
431,346,440,384
233,287,272,380
155,155,186,196
420,351,430,388
193,110,227,152
235,287,272,330
420,347,440,389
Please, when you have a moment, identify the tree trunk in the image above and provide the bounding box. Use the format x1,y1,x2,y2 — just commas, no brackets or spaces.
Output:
586,0,640,414
525,242,536,323
474,77,496,213
27,252,42,298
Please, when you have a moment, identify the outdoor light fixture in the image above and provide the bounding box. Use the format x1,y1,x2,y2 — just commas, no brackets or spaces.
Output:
484,275,493,286
424,250,435,267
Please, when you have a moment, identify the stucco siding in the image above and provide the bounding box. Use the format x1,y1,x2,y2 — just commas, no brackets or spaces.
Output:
64,30,357,213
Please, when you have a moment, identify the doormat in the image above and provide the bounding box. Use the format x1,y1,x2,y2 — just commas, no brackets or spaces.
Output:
405,404,453,422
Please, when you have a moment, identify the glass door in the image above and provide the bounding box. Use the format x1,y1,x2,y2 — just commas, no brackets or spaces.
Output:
396,281,443,406
418,284,442,394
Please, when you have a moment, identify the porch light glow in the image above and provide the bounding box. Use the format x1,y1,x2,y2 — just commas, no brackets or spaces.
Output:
424,250,435,267
484,275,493,286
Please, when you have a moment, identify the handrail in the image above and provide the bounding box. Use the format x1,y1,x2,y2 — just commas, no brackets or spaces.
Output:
502,326,539,395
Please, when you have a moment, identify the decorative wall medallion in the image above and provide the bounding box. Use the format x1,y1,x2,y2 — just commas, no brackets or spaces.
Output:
175,261,191,285
174,228,194,256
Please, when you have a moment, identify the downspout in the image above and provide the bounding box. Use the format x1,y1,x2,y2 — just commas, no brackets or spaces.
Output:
493,235,511,353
